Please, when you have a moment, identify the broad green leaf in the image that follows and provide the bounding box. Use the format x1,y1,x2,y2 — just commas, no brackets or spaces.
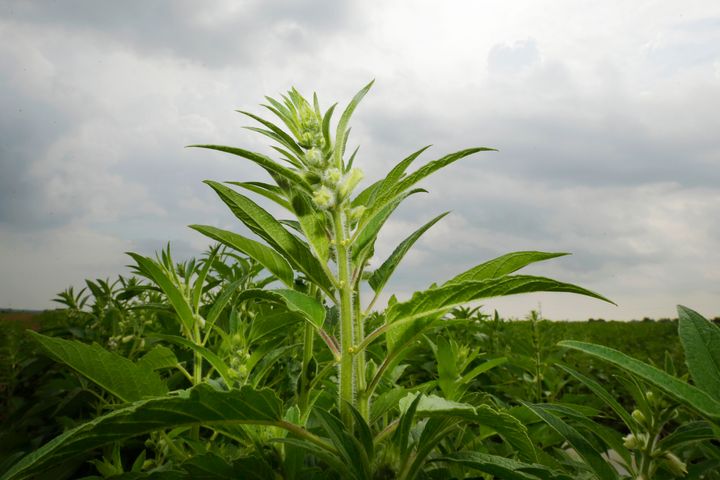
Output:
248,311,303,344
226,181,292,211
28,331,167,402
444,251,570,285
368,212,449,293
236,289,326,328
189,145,310,190
137,345,178,371
559,340,720,421
332,80,374,169
150,334,233,387
384,275,612,350
204,181,334,294
128,252,196,334
190,225,294,288
436,451,573,480
678,305,720,398
523,403,618,480
1,384,286,480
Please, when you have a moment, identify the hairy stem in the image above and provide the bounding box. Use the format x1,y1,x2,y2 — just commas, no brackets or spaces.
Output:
333,209,355,428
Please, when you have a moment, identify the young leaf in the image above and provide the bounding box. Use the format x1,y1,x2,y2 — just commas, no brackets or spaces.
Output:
677,304,720,398
150,334,234,387
368,212,449,293
436,451,573,480
559,340,720,421
28,331,167,402
137,345,178,371
236,289,326,329
332,80,374,169
226,181,292,211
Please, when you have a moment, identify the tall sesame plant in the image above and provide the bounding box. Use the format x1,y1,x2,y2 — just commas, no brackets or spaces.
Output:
188,81,610,426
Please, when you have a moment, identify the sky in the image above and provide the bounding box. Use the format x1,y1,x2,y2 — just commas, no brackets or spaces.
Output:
1,0,719,320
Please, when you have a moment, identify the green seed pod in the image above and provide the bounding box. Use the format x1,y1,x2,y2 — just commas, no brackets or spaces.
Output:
631,409,647,425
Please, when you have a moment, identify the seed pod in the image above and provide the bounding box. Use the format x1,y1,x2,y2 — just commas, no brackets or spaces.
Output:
664,452,687,476
631,409,647,425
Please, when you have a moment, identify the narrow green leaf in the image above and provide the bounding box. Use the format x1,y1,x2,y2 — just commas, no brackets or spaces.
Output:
151,334,233,387
384,275,612,350
1,385,286,480
128,252,196,334
658,421,717,450
28,332,167,402
288,189,331,263
523,403,618,480
444,251,570,285
678,305,720,398
189,145,310,190
368,212,449,293
237,110,304,156
191,245,219,313
556,364,635,429
559,340,720,421
190,225,294,288
204,278,245,332
226,181,292,211
332,80,374,168
203,181,334,294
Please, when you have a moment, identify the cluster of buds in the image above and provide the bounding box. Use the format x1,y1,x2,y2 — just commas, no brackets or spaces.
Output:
297,102,324,149
311,166,365,211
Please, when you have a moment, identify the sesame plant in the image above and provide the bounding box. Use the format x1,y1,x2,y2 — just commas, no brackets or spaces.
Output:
2,82,641,479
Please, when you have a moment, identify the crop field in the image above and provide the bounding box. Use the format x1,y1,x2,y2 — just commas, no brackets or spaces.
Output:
1,85,719,480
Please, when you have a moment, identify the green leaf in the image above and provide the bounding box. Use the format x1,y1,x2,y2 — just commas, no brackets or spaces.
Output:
137,345,178,371
288,189,331,263
384,275,612,350
434,336,459,399
203,181,334,294
128,252,196,334
190,225,294,288
444,251,570,285
368,212,449,293
150,334,233,387
191,245,219,313
556,364,634,429
370,145,432,204
523,403,618,480
437,451,573,480
332,80,374,168
28,331,167,402
1,384,286,480
204,278,246,334
558,340,720,421
226,181,292,211
236,289,326,328
237,110,304,157
189,145,310,190
367,147,495,219
398,394,537,462
351,188,427,263
678,305,720,398
658,421,717,451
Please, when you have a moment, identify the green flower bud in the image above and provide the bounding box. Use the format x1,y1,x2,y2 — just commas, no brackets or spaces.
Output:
631,409,646,425
664,452,687,476
622,432,647,450
323,167,342,186
348,205,366,222
313,185,335,209
305,147,324,167
338,168,364,199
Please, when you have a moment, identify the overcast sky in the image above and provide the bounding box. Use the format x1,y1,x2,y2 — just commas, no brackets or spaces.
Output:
1,1,719,320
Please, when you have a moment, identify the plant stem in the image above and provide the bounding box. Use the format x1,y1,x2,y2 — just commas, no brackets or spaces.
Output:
333,209,355,428
299,321,315,414
354,290,368,419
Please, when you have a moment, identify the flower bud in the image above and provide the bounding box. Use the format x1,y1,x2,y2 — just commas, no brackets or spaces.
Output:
664,452,687,476
304,147,324,167
312,186,335,209
348,205,366,222
121,335,134,344
323,167,343,186
631,409,646,425
338,168,364,199
623,432,647,450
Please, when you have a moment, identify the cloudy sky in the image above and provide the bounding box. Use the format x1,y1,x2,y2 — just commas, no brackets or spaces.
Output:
1,1,719,320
